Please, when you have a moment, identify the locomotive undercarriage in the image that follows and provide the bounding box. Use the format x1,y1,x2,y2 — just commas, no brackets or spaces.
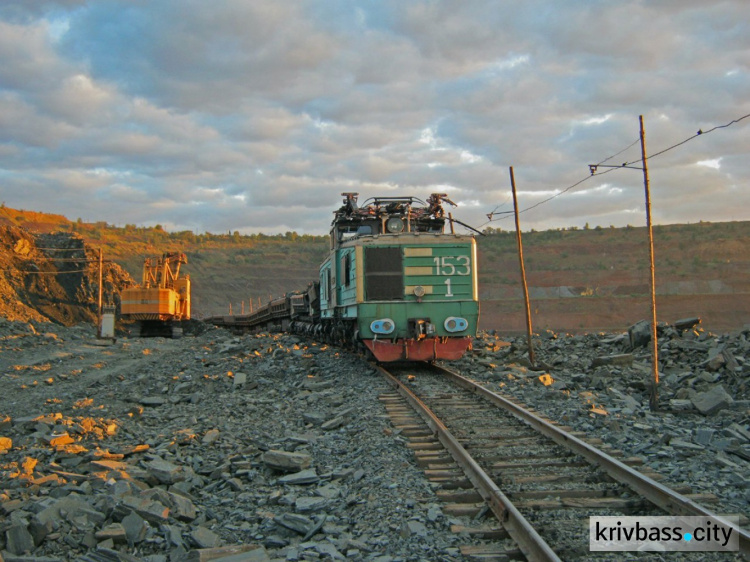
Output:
288,316,471,362
292,318,368,355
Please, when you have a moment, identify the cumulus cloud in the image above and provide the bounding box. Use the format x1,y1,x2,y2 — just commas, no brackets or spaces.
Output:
0,0,748,234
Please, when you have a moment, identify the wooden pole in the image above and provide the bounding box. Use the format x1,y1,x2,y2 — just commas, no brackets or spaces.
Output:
97,248,103,337
509,167,535,367
640,115,659,411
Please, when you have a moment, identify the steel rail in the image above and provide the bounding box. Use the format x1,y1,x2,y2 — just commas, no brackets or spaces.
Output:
433,363,750,556
375,364,562,562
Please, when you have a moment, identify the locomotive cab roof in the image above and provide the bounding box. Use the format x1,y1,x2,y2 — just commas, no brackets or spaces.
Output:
331,192,457,245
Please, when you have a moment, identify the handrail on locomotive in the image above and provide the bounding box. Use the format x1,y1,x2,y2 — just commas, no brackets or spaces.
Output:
332,192,459,246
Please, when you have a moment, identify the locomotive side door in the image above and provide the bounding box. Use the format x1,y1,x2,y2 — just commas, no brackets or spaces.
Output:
330,252,337,309
319,259,334,319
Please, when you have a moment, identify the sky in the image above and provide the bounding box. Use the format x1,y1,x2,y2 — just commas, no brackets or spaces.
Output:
0,1,748,236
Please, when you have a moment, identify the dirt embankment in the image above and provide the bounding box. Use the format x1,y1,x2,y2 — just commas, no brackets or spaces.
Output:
477,222,750,334
0,226,134,325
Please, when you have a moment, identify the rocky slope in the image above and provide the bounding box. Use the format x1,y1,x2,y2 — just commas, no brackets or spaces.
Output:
0,227,133,325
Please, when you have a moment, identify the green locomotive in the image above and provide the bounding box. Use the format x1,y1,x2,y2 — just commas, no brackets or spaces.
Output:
319,193,479,361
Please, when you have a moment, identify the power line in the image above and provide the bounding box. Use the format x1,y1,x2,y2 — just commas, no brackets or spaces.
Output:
596,137,641,166
648,113,750,159
590,113,750,173
484,112,750,226
485,195,513,221
482,166,623,228
32,247,88,252
17,268,92,275
518,168,621,216
483,138,640,226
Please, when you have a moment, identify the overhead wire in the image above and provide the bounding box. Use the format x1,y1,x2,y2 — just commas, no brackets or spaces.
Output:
647,113,749,160
12,255,96,263
592,113,750,170
17,268,92,275
595,137,641,166
483,112,750,226
485,194,513,221
483,137,641,226
31,247,88,252
481,166,624,228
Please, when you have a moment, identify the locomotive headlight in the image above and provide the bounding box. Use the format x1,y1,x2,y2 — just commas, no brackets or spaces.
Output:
444,317,468,333
371,318,396,335
413,285,425,297
386,217,404,233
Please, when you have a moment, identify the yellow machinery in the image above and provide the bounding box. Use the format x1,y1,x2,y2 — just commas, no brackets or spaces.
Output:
121,252,190,337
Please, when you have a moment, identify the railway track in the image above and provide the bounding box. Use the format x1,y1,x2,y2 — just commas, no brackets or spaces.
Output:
376,362,748,561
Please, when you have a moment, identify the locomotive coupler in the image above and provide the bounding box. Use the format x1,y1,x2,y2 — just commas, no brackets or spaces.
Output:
408,319,435,341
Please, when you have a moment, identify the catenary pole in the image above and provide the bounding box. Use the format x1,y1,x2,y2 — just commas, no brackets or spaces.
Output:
509,167,535,367
97,248,103,337
639,115,659,411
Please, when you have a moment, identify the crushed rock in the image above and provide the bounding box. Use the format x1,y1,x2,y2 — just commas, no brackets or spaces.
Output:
453,321,750,524
0,323,465,561
1,317,748,561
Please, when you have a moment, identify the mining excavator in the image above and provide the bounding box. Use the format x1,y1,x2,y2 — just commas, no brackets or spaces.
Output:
120,252,190,337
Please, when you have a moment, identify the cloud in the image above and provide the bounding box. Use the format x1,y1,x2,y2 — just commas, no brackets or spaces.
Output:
0,0,748,236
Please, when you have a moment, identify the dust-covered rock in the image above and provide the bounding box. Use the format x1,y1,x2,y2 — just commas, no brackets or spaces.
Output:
0,324,463,561
456,321,750,526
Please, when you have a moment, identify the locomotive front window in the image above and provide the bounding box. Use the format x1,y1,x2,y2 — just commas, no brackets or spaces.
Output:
365,247,403,300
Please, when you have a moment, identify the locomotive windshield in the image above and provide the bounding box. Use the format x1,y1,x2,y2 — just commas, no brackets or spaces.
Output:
331,192,455,244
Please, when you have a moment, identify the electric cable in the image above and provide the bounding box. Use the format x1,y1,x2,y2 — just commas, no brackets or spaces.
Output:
15,268,92,275
648,113,749,160
31,247,88,252
11,256,96,263
592,113,750,171
483,112,750,225
596,137,641,166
